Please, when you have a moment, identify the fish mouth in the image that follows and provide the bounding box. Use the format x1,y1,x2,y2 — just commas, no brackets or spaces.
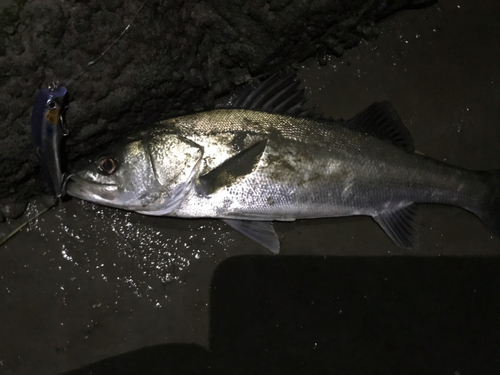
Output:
65,174,119,203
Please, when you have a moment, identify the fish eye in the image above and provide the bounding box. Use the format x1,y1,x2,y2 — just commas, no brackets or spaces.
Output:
46,99,58,110
97,156,119,175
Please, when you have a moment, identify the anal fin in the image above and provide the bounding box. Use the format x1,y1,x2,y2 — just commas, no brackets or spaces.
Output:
222,219,280,254
372,204,418,249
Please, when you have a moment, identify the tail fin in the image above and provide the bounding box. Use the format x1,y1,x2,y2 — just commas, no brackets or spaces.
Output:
477,169,500,236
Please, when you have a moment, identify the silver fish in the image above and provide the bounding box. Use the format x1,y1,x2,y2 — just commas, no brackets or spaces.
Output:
66,74,500,253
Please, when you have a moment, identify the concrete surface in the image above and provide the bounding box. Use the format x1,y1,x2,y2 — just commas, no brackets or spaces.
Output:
0,0,499,374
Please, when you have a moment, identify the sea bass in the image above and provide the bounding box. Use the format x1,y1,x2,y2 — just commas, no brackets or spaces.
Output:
66,74,500,253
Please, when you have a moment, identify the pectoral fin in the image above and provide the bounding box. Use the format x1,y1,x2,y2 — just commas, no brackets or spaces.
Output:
223,219,280,254
372,204,418,249
197,141,267,195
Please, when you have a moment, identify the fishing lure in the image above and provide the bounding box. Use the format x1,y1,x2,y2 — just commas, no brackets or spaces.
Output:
31,83,69,197
31,0,149,197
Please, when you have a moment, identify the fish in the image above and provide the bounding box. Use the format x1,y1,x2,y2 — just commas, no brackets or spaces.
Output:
31,83,69,198
65,74,500,253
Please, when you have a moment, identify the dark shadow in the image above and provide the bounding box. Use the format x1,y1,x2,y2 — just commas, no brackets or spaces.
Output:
64,256,500,375
63,343,210,375
209,256,500,375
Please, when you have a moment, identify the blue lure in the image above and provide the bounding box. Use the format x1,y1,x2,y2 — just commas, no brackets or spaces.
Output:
31,83,69,197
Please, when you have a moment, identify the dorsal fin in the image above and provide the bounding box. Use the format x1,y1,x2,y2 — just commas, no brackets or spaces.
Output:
347,101,415,152
227,73,315,117
197,141,267,196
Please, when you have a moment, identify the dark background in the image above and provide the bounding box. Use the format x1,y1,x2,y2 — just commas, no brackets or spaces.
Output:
66,256,500,375
0,0,499,374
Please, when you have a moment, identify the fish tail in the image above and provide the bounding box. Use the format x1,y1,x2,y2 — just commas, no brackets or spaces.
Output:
476,169,500,236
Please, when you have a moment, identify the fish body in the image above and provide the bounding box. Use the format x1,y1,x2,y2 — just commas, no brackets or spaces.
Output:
152,109,488,220
66,75,500,252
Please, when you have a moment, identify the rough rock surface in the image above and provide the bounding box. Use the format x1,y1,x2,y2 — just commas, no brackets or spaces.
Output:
0,0,435,215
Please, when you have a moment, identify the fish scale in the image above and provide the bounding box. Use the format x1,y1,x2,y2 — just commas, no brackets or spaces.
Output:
162,109,486,221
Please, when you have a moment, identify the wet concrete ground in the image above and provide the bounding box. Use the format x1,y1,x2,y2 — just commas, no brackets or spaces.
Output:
1,0,499,374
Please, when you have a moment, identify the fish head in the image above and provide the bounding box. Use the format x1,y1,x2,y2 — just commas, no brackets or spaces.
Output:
66,133,204,214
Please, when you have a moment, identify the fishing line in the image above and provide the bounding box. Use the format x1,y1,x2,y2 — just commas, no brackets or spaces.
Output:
68,0,150,85
0,204,54,247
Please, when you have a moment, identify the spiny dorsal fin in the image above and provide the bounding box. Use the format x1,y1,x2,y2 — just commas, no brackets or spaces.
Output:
197,140,267,195
227,73,315,117
347,101,415,152
372,204,418,249
222,219,280,254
